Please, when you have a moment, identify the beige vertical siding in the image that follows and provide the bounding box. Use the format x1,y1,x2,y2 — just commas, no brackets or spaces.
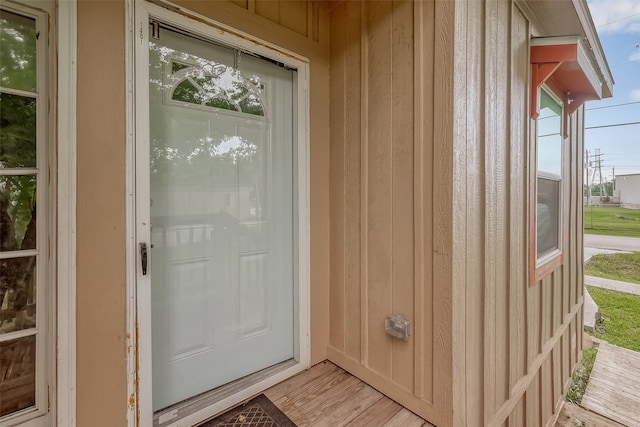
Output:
76,0,330,424
327,2,454,426
451,1,585,426
74,0,589,425
77,1,127,425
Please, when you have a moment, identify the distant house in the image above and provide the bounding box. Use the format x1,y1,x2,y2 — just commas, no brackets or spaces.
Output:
0,0,613,426
616,173,640,209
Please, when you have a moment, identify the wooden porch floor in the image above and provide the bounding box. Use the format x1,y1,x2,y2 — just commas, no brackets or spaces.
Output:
264,361,434,427
555,402,624,427
581,342,640,426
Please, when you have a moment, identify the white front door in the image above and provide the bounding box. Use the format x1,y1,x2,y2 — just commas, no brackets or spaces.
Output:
146,24,297,412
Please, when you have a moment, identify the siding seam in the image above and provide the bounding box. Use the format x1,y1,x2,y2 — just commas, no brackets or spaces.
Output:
488,298,583,426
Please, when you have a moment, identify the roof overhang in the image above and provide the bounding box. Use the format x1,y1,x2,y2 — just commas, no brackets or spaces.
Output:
530,36,603,119
518,0,614,100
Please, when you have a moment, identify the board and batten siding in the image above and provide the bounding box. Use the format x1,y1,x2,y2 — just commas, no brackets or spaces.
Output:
328,1,455,426
451,1,585,426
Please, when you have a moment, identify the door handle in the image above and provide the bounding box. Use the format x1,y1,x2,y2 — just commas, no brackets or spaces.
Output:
140,243,148,275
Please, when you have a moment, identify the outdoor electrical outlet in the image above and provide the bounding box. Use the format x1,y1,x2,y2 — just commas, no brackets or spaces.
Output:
385,314,410,341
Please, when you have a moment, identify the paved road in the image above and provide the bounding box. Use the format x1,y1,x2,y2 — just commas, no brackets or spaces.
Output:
584,234,640,252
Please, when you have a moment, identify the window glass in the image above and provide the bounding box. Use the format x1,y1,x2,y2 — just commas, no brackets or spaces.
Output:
0,175,37,251
537,90,562,176
157,45,266,117
0,5,43,421
0,336,36,416
0,10,37,92
536,88,562,260
0,93,37,168
537,177,560,258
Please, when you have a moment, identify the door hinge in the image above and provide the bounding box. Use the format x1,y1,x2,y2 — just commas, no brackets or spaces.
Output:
152,21,160,40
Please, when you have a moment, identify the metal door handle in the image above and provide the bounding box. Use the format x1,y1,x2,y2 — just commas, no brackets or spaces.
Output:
140,243,148,275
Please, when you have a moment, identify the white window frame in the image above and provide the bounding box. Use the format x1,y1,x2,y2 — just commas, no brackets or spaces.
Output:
0,2,53,426
128,2,310,426
56,0,77,425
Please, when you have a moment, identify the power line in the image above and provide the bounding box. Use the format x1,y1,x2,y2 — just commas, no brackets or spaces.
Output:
611,59,640,68
596,12,640,28
586,121,640,130
586,101,640,110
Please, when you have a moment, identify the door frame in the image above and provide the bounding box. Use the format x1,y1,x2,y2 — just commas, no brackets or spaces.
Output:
127,1,311,426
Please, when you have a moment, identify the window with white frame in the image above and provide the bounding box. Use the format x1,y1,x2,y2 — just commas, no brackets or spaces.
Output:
536,88,563,264
0,2,52,424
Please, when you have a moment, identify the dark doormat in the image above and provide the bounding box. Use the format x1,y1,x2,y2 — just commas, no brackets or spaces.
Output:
198,394,296,427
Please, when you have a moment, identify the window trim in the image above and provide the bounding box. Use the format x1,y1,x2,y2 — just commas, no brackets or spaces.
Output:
0,1,52,425
528,36,606,286
529,85,565,286
56,0,77,425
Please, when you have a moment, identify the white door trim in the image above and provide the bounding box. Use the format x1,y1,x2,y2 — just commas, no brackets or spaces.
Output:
56,0,77,425
124,1,138,426
127,2,310,426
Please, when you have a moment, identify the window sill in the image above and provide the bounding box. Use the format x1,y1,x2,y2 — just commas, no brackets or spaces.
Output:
531,251,564,285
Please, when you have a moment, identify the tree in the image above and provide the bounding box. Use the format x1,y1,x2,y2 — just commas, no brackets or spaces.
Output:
0,10,38,330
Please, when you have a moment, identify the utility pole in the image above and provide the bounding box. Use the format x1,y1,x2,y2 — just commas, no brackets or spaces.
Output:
585,149,593,229
585,149,590,206
592,148,605,199
613,166,616,192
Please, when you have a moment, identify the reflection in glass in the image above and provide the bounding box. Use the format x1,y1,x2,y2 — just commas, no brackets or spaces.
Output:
0,256,37,334
150,42,266,116
0,10,37,92
537,177,559,258
537,90,562,176
148,26,295,410
171,61,190,74
536,89,562,260
0,93,37,169
172,80,199,104
0,335,36,416
0,175,37,251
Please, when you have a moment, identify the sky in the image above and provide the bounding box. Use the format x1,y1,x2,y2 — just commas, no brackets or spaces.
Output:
585,0,640,184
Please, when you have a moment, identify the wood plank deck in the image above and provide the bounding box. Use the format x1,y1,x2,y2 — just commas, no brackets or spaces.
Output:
555,403,625,427
264,361,434,427
581,342,640,427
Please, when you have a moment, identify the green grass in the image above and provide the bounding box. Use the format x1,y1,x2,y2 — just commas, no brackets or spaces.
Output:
584,252,640,284
565,347,597,404
587,286,640,352
583,206,640,238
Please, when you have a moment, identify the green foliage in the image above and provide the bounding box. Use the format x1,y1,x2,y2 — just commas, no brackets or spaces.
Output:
587,286,640,352
586,181,614,197
1,92,37,249
585,252,640,284
583,206,640,238
0,93,37,168
1,176,36,248
0,12,39,325
0,10,37,92
566,347,597,404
